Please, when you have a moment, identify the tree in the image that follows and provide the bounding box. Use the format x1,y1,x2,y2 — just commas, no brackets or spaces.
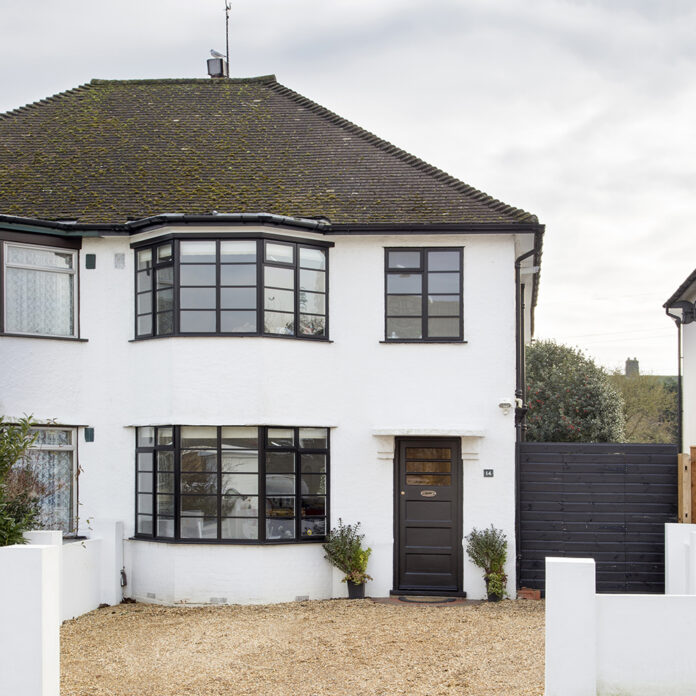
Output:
608,373,677,444
0,416,42,546
525,340,625,442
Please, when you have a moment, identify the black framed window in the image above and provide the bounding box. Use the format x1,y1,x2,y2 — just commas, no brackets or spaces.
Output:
385,247,463,341
135,425,329,543
134,237,328,339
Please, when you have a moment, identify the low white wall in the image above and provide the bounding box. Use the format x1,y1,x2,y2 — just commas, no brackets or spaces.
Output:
0,544,60,696
546,556,696,696
126,539,336,604
665,522,696,594
25,520,124,622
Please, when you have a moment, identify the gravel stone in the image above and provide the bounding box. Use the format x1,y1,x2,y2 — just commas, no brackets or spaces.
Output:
61,598,544,695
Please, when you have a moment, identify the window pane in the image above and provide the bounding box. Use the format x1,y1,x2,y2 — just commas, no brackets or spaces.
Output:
266,474,295,495
222,473,258,495
181,427,217,448
137,428,155,448
268,429,294,447
221,311,256,333
157,473,175,494
266,519,295,540
428,317,460,338
301,475,326,495
181,495,219,516
427,251,460,271
7,245,74,270
157,517,174,538
5,268,74,336
136,270,152,292
387,273,421,294
221,451,258,472
180,287,216,309
220,287,256,309
137,315,152,336
180,473,218,494
266,496,295,516
180,310,216,332
222,518,258,539
180,265,216,286
156,312,173,335
156,289,173,312
299,429,328,450
299,247,326,270
34,429,72,446
428,272,460,294
222,496,258,517
406,474,452,486
301,496,326,517
386,317,422,339
157,427,174,446
137,292,152,314
221,427,258,450
156,267,173,289
265,242,294,264
265,266,294,289
180,241,216,263
406,461,451,473
405,447,452,459
138,494,153,515
298,314,325,337
387,295,421,316
427,295,460,317
137,452,153,472
157,244,172,261
220,264,256,286
299,269,325,293
388,251,421,269
266,452,295,473
301,454,327,473
264,288,294,312
137,515,153,535
137,249,152,270
264,311,294,335
220,240,257,263
299,292,325,314
302,519,326,537
181,452,218,473
157,495,174,516
181,517,217,539
137,472,153,493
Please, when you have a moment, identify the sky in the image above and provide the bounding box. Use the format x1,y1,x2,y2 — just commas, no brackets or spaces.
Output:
1,0,694,375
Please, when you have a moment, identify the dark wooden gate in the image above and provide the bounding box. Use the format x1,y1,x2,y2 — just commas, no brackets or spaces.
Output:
518,442,678,594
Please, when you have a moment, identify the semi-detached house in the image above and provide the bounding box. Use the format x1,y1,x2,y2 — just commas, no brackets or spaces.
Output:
0,73,543,602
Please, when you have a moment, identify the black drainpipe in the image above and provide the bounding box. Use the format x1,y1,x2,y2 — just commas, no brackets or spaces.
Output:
665,308,683,452
514,247,536,590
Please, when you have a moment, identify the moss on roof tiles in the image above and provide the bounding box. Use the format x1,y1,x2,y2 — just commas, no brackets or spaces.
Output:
0,76,538,225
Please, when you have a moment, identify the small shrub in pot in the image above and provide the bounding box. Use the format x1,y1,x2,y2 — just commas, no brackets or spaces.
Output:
465,525,508,601
323,519,373,598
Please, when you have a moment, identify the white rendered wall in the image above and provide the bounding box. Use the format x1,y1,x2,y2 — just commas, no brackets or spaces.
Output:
0,226,527,603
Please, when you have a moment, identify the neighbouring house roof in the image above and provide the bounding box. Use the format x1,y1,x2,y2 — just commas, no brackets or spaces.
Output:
0,75,540,228
664,268,696,307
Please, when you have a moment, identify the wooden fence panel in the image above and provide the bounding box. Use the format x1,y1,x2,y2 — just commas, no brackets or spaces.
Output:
518,442,678,594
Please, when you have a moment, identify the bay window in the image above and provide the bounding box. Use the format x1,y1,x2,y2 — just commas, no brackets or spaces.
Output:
135,425,329,543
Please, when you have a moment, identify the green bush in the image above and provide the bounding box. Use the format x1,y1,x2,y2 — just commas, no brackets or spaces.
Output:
322,519,373,585
0,416,41,547
466,525,508,597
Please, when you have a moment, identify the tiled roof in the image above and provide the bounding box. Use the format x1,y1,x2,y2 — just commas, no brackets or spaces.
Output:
0,75,539,226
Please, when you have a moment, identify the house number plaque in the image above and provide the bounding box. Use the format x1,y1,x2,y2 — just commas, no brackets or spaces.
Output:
420,490,437,498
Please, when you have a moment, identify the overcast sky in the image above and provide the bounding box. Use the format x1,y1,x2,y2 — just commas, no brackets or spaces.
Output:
1,1,694,375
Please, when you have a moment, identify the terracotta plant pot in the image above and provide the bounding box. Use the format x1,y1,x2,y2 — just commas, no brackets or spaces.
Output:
347,581,366,599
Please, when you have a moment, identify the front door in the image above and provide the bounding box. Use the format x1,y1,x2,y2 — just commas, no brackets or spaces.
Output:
394,438,462,594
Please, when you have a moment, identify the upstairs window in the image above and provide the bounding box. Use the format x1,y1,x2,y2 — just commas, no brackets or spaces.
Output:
134,238,328,339
385,248,463,341
3,242,78,337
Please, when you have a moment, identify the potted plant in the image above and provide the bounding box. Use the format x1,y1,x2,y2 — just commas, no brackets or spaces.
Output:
465,525,508,601
323,519,373,598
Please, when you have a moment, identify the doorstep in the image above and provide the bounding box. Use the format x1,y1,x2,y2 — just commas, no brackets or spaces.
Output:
371,596,484,607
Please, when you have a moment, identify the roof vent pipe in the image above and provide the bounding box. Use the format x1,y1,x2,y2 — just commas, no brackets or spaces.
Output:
207,57,229,78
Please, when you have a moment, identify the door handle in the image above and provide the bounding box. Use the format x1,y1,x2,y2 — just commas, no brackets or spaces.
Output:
400,490,405,495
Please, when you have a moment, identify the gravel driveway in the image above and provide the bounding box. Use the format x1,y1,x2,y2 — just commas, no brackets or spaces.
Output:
61,598,544,696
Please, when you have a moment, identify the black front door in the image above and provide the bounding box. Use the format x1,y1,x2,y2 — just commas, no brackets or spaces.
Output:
394,438,462,594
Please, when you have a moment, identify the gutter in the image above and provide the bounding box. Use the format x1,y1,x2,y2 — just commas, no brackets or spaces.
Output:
665,305,686,452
